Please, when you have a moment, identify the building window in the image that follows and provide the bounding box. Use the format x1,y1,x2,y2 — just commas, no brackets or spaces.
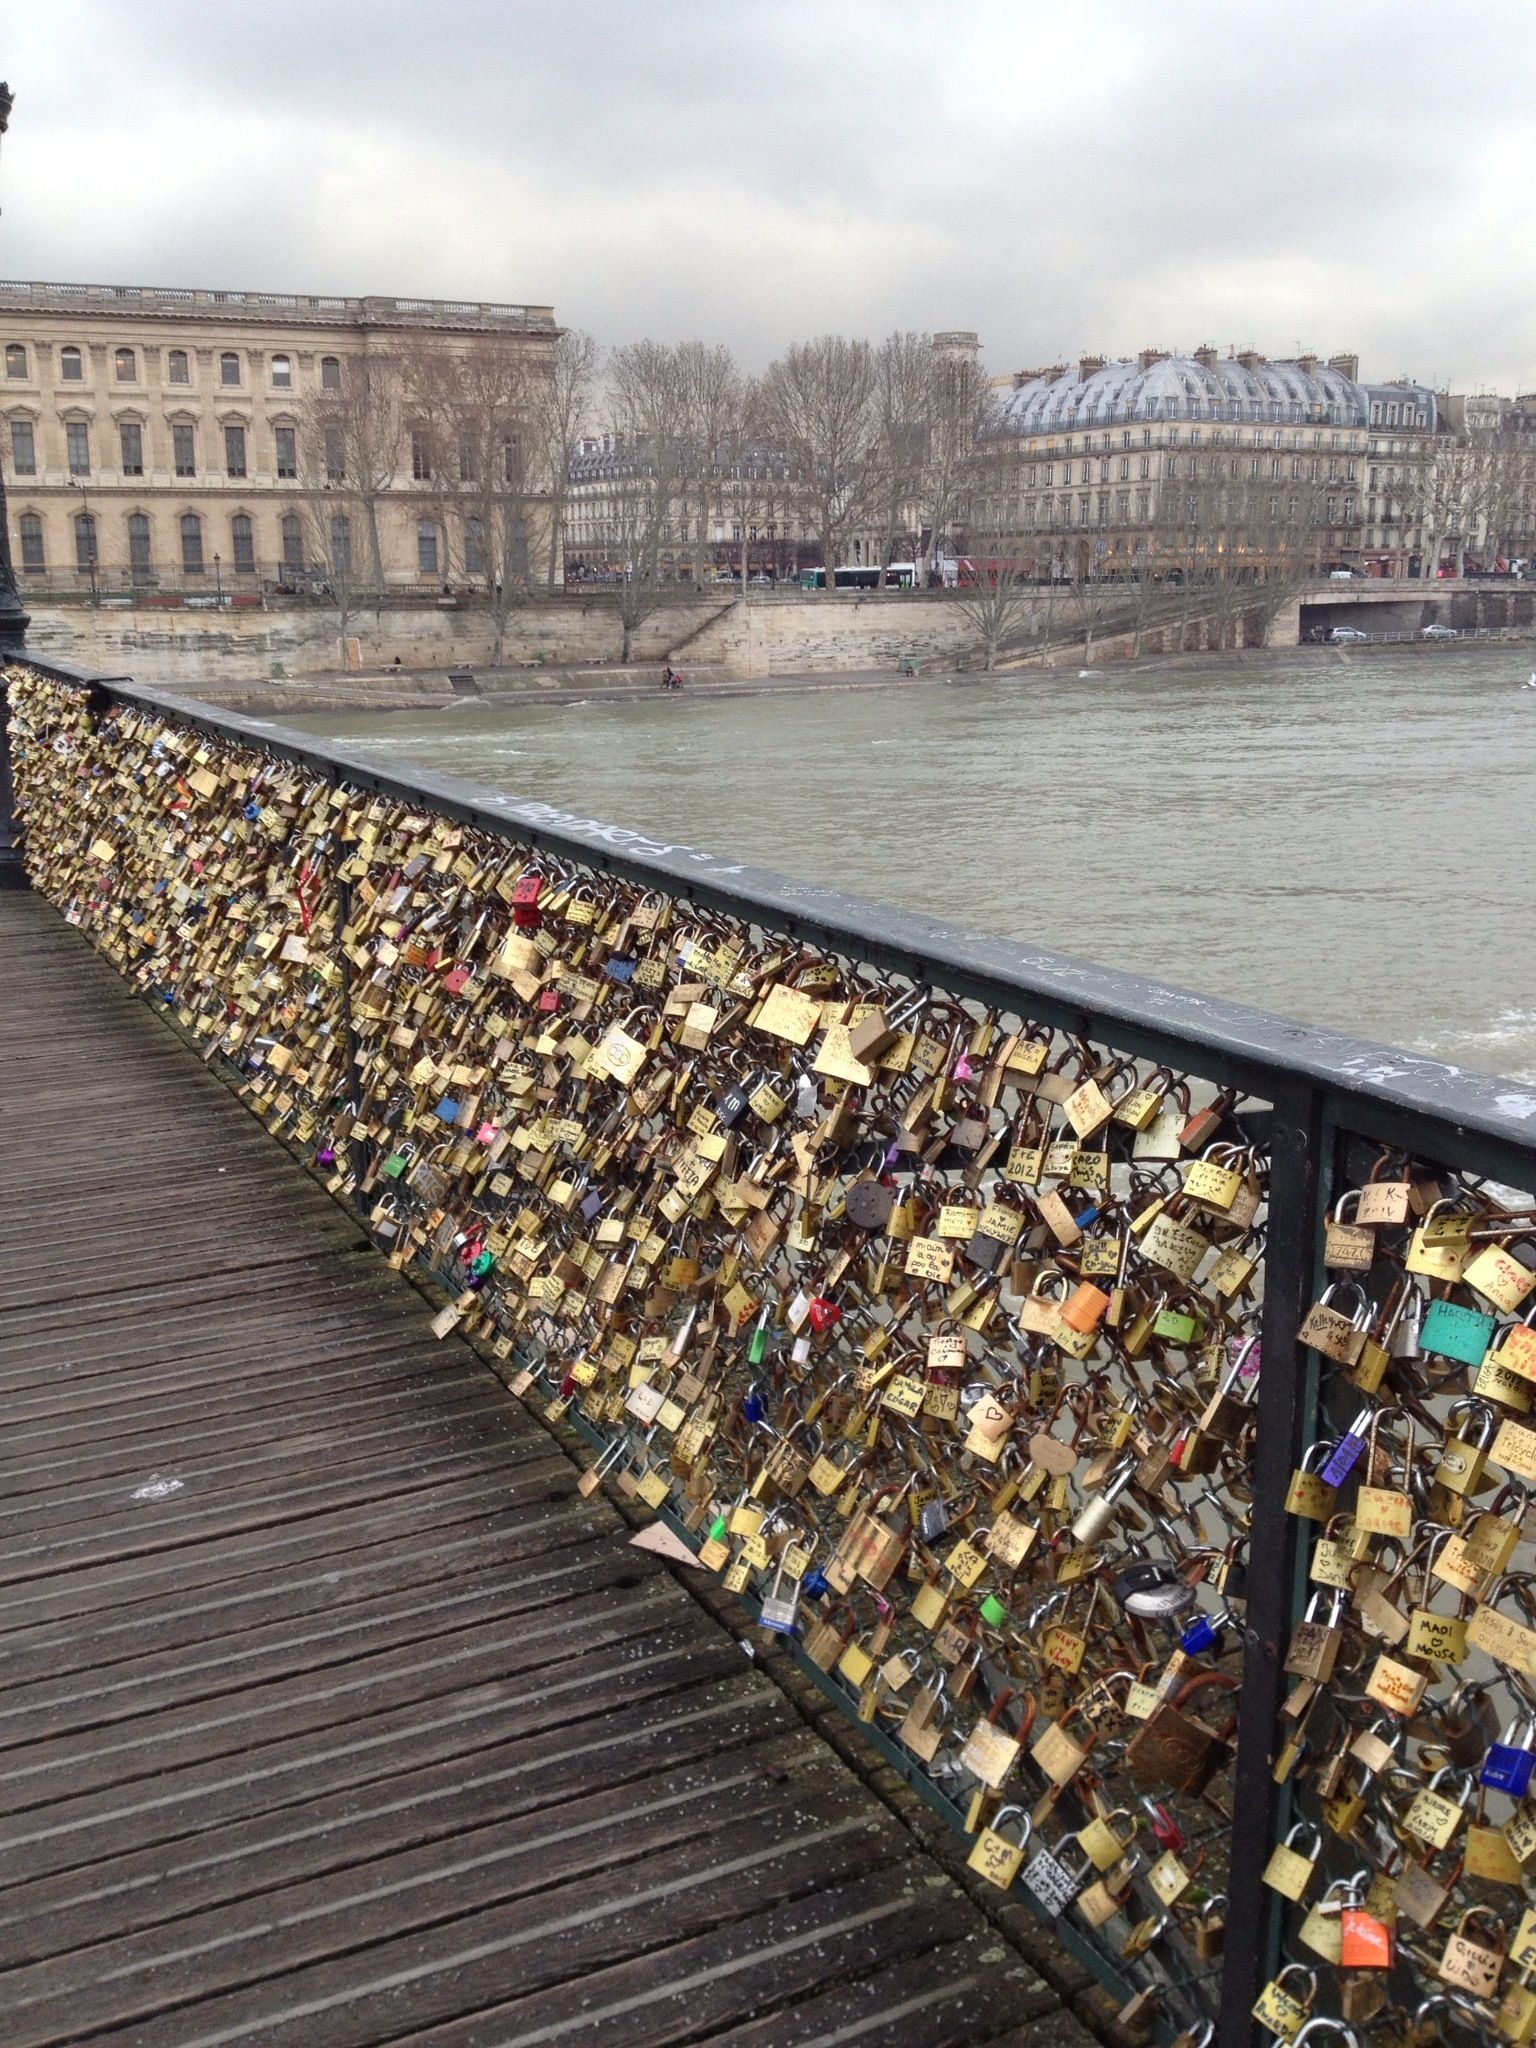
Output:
119,421,143,475
411,428,432,481
172,422,196,478
417,519,439,574
230,511,255,573
270,353,292,389
181,511,204,574
280,512,304,570
464,516,484,576
324,425,344,482
320,355,341,391
127,511,152,584
16,511,43,571
60,345,83,382
224,423,247,477
220,352,240,387
274,425,297,478
329,511,351,574
66,420,91,475
458,432,477,483
10,418,36,475
5,343,25,379
168,349,190,385
114,347,136,383
74,511,97,570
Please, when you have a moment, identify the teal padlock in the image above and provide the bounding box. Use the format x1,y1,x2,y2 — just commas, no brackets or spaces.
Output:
1420,1297,1496,1367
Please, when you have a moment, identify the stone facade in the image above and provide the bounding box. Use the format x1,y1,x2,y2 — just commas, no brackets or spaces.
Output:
0,279,558,599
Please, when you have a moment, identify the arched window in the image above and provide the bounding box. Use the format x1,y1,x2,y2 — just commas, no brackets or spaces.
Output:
167,348,190,385
5,343,25,379
180,512,204,575
60,345,83,382
74,511,97,570
16,511,43,572
329,512,351,574
417,519,439,575
127,511,152,583
114,347,136,383
270,353,291,388
320,355,341,391
230,512,255,573
280,512,303,570
219,351,240,387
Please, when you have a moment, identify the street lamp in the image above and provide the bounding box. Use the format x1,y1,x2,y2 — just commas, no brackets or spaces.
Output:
214,551,223,607
0,83,30,651
68,478,98,604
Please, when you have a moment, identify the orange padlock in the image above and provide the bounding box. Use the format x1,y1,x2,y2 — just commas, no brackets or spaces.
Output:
1060,1281,1112,1334
1340,1906,1395,1970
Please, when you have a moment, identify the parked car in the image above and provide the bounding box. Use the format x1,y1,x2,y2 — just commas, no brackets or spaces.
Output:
1420,623,1459,640
1328,568,1360,580
1330,627,1369,644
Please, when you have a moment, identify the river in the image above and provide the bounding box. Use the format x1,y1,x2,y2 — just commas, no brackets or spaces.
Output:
284,648,1536,1081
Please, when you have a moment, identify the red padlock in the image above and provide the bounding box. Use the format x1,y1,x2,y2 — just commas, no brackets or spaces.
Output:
512,872,545,929
807,1296,842,1335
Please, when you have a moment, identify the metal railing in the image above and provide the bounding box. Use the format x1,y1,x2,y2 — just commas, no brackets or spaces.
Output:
7,652,1536,2046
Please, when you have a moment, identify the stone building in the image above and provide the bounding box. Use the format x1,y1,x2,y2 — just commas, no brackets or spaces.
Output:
564,434,818,584
973,347,1441,580
0,278,557,597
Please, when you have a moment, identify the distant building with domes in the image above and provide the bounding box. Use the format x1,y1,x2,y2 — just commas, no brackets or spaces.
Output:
972,345,1441,581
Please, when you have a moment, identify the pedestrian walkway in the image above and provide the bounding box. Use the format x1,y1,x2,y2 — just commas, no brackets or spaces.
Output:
0,890,1085,2048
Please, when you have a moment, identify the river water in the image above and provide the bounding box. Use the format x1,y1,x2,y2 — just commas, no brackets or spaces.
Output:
285,649,1536,1080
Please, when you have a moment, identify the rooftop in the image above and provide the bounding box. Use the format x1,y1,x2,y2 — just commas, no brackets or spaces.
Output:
0,278,556,331
996,349,1438,435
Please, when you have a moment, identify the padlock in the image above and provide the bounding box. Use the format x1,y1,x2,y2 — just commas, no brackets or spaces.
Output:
966,1803,1031,1891
1286,1590,1347,1683
1263,1820,1323,1901
1435,1398,1499,1497
1252,1964,1318,2041
1482,1713,1536,1798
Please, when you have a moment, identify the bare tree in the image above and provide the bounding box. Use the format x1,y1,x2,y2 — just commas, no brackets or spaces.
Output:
673,342,747,586
535,326,597,589
953,546,1035,668
298,350,403,597
602,341,692,662
759,335,881,584
404,338,538,666
925,351,994,580
871,331,932,586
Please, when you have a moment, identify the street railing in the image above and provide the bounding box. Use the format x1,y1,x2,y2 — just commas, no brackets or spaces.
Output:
9,652,1536,2047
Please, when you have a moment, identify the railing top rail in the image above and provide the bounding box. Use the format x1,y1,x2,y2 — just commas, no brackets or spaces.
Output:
20,654,1536,1171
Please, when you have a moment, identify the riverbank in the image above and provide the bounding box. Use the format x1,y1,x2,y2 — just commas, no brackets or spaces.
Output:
179,629,1533,716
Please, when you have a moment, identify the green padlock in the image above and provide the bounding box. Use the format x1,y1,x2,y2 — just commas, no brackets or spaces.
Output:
1421,1297,1496,1367
1153,1306,1201,1346
382,1150,410,1180
748,1307,771,1365
980,1592,1009,1626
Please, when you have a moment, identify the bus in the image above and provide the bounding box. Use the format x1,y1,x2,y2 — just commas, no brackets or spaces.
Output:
798,564,918,591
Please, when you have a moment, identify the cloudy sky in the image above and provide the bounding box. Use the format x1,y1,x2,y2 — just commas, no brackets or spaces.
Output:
5,0,1534,392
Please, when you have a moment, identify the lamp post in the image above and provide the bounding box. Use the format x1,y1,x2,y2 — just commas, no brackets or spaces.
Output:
0,82,30,653
68,477,98,604
214,551,223,607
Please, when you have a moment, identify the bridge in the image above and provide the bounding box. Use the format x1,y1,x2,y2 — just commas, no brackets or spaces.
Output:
5,653,1536,2048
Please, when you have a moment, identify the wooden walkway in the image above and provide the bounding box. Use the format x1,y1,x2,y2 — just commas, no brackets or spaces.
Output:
0,892,1083,2048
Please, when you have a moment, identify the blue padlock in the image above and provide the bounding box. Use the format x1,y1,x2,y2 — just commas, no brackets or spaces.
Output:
800,1568,831,1601
1180,1608,1230,1657
1319,1404,1375,1489
433,1095,461,1124
742,1384,767,1426
1480,1715,1536,1798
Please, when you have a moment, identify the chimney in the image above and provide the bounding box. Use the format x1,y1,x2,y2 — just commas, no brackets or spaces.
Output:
1138,347,1168,371
1078,354,1105,381
1328,353,1359,381
1193,344,1218,369
1297,353,1318,375
1235,349,1266,371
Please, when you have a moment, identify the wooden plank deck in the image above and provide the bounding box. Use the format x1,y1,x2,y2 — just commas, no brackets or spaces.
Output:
0,892,1084,2048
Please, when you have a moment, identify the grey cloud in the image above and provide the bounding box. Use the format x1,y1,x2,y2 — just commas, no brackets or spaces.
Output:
4,0,1534,390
